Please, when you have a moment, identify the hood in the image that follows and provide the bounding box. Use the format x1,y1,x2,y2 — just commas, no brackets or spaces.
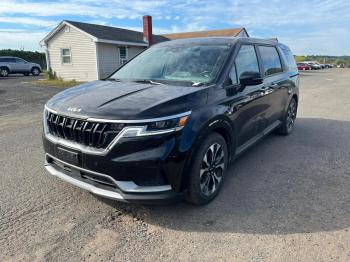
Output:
46,80,208,120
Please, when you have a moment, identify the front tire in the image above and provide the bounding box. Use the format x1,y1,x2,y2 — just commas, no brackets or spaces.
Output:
185,133,228,205
276,98,297,135
31,67,41,76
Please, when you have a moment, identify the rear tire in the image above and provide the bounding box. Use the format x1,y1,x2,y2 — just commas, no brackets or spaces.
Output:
185,133,228,205
0,67,9,77
31,67,40,76
276,98,297,136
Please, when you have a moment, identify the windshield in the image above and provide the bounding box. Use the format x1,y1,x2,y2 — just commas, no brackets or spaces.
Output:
110,44,231,85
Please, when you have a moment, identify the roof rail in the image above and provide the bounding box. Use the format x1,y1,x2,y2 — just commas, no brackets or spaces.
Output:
266,38,278,42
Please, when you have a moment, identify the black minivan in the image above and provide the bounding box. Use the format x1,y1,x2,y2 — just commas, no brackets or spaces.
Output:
43,37,299,205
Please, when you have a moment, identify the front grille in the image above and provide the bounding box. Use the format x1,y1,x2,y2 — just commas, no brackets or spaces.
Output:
45,111,125,149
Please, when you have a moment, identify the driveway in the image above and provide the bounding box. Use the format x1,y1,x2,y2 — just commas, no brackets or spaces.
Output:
0,70,349,261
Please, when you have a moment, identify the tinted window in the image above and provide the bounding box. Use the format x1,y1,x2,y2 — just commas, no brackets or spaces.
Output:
258,46,283,76
0,58,15,62
229,45,260,85
280,48,298,72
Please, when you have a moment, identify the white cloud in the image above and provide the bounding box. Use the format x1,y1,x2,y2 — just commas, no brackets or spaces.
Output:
0,16,57,27
0,29,46,50
0,0,348,54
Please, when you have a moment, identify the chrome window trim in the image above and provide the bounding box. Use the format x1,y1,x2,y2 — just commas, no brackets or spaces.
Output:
43,106,190,155
46,153,172,193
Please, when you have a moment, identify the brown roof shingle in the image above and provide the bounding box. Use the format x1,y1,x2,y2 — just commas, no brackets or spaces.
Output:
161,28,246,40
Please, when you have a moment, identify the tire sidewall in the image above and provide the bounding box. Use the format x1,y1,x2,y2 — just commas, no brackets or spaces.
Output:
285,98,297,134
277,97,297,135
0,68,9,77
186,133,228,205
31,67,40,76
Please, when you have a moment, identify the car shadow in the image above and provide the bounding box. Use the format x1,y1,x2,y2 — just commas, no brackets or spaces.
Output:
0,74,42,80
100,118,350,235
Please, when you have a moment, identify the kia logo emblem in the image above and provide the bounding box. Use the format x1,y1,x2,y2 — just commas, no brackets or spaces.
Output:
67,107,82,112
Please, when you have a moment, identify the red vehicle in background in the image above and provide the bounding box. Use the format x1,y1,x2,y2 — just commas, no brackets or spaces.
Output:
297,63,311,70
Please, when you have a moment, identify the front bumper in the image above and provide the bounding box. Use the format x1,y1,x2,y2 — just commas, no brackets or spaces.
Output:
45,153,180,202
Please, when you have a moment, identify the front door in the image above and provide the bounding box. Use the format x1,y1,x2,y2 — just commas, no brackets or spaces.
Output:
224,44,270,149
14,58,31,72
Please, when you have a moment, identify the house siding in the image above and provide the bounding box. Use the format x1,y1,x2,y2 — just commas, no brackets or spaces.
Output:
127,46,146,59
96,43,119,79
47,26,98,81
97,44,146,79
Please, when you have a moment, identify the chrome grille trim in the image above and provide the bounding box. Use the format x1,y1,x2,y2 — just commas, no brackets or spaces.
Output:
43,106,190,155
45,111,123,149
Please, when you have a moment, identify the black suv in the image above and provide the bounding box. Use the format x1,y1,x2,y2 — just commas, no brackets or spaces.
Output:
43,37,299,205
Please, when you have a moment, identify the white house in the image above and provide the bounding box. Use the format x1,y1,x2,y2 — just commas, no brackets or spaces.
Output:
40,16,248,81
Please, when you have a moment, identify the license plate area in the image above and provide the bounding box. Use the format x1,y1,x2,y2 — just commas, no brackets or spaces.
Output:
56,146,81,166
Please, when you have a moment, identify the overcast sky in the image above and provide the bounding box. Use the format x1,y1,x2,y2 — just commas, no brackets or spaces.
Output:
0,0,349,55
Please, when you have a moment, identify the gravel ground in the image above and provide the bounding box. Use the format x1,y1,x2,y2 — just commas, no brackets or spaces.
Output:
0,70,349,261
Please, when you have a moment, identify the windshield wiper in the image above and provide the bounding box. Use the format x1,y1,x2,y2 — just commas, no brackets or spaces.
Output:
133,79,163,85
192,82,205,87
105,78,121,82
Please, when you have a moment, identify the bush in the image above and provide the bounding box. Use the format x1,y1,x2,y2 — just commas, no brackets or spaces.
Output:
44,68,56,80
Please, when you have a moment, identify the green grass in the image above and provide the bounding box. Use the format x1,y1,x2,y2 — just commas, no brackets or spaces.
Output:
32,79,83,88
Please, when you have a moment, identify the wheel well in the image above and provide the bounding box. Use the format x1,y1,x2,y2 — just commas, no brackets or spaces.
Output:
180,120,235,191
31,66,40,71
292,94,298,104
211,126,234,157
0,66,9,71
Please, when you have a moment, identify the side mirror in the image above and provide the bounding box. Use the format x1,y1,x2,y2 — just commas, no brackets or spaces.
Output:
239,71,263,86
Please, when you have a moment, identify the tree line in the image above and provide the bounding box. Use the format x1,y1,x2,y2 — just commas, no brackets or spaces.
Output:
0,49,46,69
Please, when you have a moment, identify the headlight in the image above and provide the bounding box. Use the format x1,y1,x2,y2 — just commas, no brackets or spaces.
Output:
121,114,190,138
146,115,189,131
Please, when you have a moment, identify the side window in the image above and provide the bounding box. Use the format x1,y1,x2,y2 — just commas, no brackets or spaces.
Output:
229,45,260,85
3,58,16,62
258,46,283,76
280,48,298,73
15,58,25,63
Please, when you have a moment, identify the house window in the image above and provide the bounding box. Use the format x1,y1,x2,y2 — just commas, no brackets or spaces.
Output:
119,47,128,65
61,48,71,64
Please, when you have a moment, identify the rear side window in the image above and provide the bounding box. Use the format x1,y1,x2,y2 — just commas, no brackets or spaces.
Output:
258,46,283,76
280,48,298,72
229,45,260,85
0,58,15,62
